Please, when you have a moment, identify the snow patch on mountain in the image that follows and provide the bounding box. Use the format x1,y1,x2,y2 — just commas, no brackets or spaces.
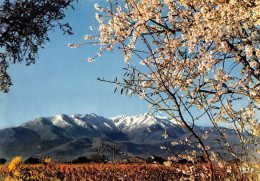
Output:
110,113,179,132
24,112,180,134
51,114,74,128
104,122,113,129
73,117,88,128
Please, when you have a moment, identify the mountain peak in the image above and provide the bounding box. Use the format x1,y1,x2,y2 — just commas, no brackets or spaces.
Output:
110,113,173,132
51,114,74,128
0,112,234,160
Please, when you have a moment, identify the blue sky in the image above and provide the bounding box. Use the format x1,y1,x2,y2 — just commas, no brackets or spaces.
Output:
1,1,257,129
0,0,150,129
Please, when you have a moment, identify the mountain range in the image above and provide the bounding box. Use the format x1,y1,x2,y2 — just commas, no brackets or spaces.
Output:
0,113,237,161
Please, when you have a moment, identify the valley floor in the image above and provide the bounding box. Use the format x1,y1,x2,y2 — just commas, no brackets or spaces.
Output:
0,163,257,181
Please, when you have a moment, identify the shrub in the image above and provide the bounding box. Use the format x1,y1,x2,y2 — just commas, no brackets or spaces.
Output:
24,157,42,164
72,156,90,164
0,158,7,165
88,153,108,163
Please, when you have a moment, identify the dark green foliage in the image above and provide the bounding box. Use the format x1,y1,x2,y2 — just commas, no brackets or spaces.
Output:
71,154,108,164
24,157,42,164
0,158,6,164
196,156,206,163
88,153,108,163
0,0,75,93
146,155,166,164
71,156,90,164
177,159,189,164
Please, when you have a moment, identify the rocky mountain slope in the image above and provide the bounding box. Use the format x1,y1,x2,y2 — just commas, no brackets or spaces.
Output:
0,113,237,161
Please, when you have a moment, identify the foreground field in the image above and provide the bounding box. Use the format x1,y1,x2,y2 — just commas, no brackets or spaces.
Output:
0,163,257,181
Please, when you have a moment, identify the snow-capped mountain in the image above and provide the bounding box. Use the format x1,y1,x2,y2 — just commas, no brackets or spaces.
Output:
24,113,119,132
0,113,236,161
111,113,180,132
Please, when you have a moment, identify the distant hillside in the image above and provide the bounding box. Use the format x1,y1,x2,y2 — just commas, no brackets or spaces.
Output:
0,113,237,161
